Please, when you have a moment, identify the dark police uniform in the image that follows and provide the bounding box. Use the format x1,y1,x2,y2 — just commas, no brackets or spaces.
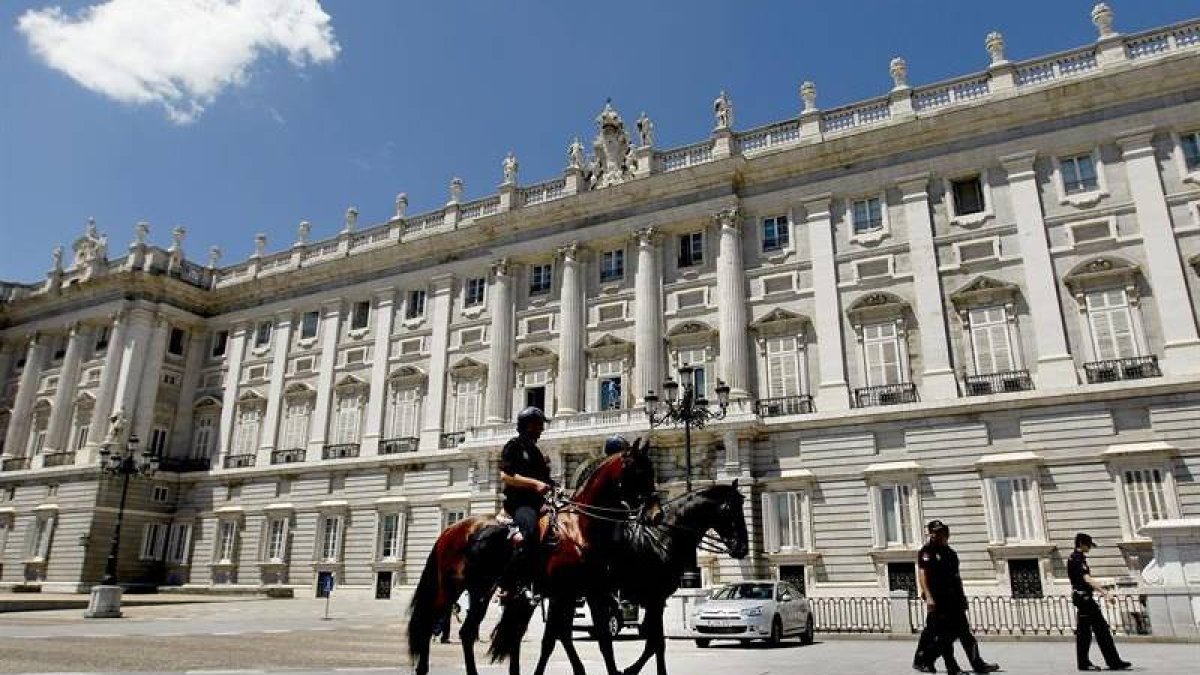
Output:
1068,549,1125,670
915,541,987,674
499,434,552,548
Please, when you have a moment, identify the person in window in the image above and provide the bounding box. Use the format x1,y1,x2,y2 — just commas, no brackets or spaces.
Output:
913,520,999,675
1069,533,1132,671
498,406,553,593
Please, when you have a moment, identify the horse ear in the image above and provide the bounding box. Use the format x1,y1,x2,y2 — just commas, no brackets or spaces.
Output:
630,437,643,455
731,478,739,490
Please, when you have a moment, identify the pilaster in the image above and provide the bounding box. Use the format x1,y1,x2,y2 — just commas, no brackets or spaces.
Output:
308,301,342,455
111,308,156,439
896,175,958,400
363,288,397,454
2,334,47,457
557,244,585,415
803,194,850,410
485,260,515,423
217,322,249,464
633,228,665,404
999,151,1078,388
86,309,129,459
420,274,455,450
1115,128,1200,374
44,324,89,455
168,331,208,461
714,207,751,399
131,315,171,447
260,311,294,462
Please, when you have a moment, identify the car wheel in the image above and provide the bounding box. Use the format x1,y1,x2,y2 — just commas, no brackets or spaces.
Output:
800,614,815,645
766,616,783,647
694,638,711,648
608,614,623,638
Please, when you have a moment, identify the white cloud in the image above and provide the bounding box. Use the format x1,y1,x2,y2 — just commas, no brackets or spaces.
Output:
16,0,339,124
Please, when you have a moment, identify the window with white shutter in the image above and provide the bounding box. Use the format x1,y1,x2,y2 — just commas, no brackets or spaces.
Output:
264,518,288,563
968,306,1015,375
233,407,262,455
863,322,903,386
765,337,802,397
27,515,55,561
193,416,216,458
332,395,363,444
387,388,421,439
378,512,405,561
876,483,917,547
140,522,167,561
995,477,1039,543
1086,289,1140,360
453,380,481,432
319,516,342,562
281,400,311,450
166,523,192,564
215,520,238,563
676,347,709,398
762,491,805,553
1122,468,1169,535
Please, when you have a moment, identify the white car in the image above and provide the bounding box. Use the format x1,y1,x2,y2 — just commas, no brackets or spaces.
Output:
692,580,815,647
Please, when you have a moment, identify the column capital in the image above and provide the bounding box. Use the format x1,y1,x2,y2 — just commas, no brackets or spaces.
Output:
894,173,932,200
999,150,1038,178
321,298,344,315
274,309,295,324
372,286,397,304
491,258,511,278
801,193,834,220
429,273,456,295
712,206,742,231
1115,126,1158,156
557,242,583,263
231,320,252,335
633,226,661,247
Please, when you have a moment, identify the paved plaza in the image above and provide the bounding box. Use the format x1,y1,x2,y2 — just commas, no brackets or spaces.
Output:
0,598,1197,674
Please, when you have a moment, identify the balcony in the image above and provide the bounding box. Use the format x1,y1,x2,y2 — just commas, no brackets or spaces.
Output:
1,457,31,472
756,395,815,418
157,456,212,472
439,432,466,449
271,448,307,465
223,454,256,469
853,383,918,408
42,451,77,467
545,408,646,432
322,443,360,460
379,437,419,455
964,370,1034,396
1084,356,1161,384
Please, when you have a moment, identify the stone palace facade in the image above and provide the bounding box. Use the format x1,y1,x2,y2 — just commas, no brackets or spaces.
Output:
1,4,1199,602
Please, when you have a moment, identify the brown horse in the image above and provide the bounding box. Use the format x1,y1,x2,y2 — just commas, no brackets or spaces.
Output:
406,438,657,675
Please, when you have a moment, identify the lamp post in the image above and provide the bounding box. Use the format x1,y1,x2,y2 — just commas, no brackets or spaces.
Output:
644,367,730,587
85,434,157,619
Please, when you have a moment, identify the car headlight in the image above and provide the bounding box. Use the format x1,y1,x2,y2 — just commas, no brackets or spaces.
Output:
741,606,763,617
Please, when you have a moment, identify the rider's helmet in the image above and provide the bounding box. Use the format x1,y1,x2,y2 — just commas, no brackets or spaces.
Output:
603,435,630,455
516,406,547,433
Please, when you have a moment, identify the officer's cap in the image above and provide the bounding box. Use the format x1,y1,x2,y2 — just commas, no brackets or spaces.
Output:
927,519,950,534
1075,532,1096,548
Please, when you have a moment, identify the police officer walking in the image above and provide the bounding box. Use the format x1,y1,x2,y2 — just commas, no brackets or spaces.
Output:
1069,533,1132,672
497,407,553,592
913,520,999,675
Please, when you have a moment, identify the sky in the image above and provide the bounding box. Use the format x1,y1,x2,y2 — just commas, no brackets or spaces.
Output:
0,1,1194,284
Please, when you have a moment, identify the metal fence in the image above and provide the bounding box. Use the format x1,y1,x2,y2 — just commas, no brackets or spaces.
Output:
809,596,892,633
905,595,1151,636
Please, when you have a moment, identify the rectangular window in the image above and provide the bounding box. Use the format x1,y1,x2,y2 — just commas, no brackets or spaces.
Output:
995,477,1038,542
969,306,1015,375
387,388,421,439
300,311,319,340
1061,153,1099,194
1008,559,1044,599
529,264,553,296
95,326,110,352
139,522,167,561
951,176,985,216
677,347,708,398
168,327,186,356
599,377,622,410
166,523,192,565
465,278,486,307
320,516,342,562
443,508,466,529
879,484,914,546
1182,131,1200,171
192,417,216,458
333,395,363,445
350,301,371,330
281,401,311,450
28,517,53,560
379,512,403,560
211,331,229,358
234,407,262,455
678,232,704,268
1086,289,1139,360
406,290,426,319
863,322,903,386
29,428,47,456
74,424,90,451
266,518,287,562
600,250,625,282
766,336,802,398
152,485,171,504
453,380,481,431
762,491,804,553
216,520,237,563
852,198,884,233
762,216,790,252
888,562,918,598
149,427,169,457
254,321,273,348
1122,468,1169,535
525,386,546,411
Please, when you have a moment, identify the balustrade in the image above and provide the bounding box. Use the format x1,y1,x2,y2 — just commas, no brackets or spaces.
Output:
755,395,815,417
223,454,256,469
964,370,1034,396
1,457,31,472
42,451,76,467
852,383,919,408
321,443,361,460
271,448,307,464
379,437,419,455
439,432,466,449
1084,355,1161,384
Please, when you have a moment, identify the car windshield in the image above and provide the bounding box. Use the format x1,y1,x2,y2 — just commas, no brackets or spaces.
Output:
711,583,774,600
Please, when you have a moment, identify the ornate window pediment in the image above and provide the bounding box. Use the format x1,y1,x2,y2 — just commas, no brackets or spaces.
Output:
236,390,266,409
665,321,716,348
194,396,222,412
334,374,368,392
750,308,809,337
387,365,427,387
283,382,316,401
515,345,558,371
847,292,910,326
1063,257,1140,297
584,334,633,360
949,276,1020,313
448,356,487,380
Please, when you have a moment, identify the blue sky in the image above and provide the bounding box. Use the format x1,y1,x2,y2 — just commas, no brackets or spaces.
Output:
0,1,1193,284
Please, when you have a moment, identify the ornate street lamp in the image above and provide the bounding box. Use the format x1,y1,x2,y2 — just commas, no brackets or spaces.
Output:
644,368,730,589
86,434,157,618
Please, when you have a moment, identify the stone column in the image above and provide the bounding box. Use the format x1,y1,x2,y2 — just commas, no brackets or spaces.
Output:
557,244,586,415
86,310,129,458
715,207,751,400
362,288,397,454
259,311,293,463
111,308,155,430
804,194,851,410
1115,128,1200,375
999,152,1078,388
44,323,90,455
897,175,958,399
2,335,47,457
308,302,342,456
420,274,455,450
217,322,249,464
485,260,515,423
131,315,171,446
634,228,664,404
168,331,208,459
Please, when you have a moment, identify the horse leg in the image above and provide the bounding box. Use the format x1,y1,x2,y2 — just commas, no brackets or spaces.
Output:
555,598,587,675
623,602,663,675
650,602,668,675
531,597,561,675
459,584,492,675
587,591,621,675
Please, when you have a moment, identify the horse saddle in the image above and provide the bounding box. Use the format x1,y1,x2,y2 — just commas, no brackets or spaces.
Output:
494,505,558,548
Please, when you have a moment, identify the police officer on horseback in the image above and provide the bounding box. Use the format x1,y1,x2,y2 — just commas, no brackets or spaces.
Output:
499,407,554,588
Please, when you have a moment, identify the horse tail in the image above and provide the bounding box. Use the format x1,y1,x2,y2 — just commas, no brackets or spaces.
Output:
406,542,444,663
487,593,537,664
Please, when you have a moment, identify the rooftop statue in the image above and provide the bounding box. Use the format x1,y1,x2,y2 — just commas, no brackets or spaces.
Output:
589,100,636,189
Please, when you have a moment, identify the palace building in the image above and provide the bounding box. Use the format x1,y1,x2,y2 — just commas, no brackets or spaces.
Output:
1,5,1199,602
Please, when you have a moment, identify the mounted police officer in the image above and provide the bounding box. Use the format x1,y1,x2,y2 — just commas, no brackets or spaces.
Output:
913,520,999,675
1069,532,1132,672
498,407,553,591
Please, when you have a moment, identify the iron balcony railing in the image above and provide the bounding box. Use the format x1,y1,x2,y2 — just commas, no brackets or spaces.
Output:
906,594,1150,636
964,370,1034,396
42,451,77,467
1,457,31,472
756,395,815,417
223,454,256,469
852,382,918,408
322,443,360,460
808,596,891,633
439,432,466,449
157,456,212,472
379,437,419,455
1084,355,1161,384
271,448,306,465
